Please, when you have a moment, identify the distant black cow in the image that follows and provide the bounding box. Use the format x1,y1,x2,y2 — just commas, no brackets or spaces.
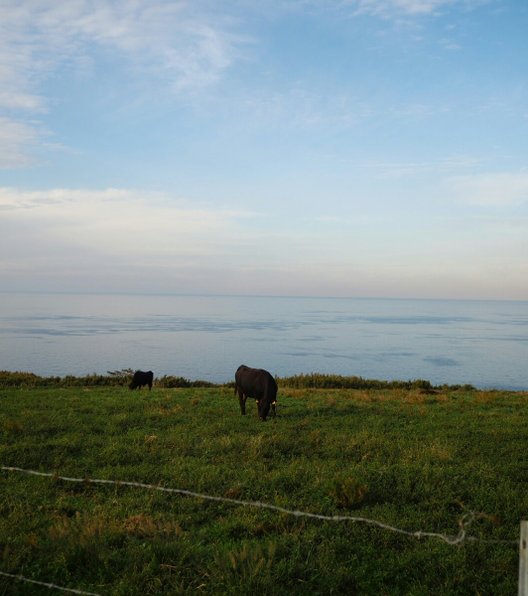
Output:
129,370,153,391
234,365,277,421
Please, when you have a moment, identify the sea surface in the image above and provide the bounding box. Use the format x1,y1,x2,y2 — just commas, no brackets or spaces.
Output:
1,292,527,390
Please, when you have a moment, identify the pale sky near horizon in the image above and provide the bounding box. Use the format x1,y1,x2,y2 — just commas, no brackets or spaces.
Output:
1,0,527,300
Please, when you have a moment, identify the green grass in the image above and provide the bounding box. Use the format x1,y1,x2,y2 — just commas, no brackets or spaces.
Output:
1,383,527,594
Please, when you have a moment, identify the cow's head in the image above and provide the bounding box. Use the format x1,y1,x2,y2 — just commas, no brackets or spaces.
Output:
258,398,277,421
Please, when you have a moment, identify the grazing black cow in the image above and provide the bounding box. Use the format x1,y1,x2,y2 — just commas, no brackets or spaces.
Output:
234,365,277,421
129,370,154,391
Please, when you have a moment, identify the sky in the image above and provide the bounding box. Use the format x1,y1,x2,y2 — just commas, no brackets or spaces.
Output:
1,0,527,300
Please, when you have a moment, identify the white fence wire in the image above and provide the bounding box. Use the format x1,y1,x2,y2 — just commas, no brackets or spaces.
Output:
0,464,519,595
0,570,101,596
1,464,517,545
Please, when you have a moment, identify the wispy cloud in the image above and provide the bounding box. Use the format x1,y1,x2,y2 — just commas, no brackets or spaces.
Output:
254,0,484,18
0,0,245,166
241,87,374,130
342,155,482,178
0,185,304,293
0,117,44,168
343,0,486,17
0,186,260,262
1,1,242,95
1,183,526,298
447,171,528,207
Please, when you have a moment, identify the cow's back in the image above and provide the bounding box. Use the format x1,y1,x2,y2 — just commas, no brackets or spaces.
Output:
235,365,275,398
130,370,154,390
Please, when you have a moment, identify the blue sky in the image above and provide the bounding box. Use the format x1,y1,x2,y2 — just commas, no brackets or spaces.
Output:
1,0,527,299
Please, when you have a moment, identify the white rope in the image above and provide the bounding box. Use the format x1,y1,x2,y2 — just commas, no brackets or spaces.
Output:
2,464,515,546
0,570,101,595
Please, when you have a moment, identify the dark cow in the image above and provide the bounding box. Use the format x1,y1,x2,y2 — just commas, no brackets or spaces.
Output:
234,364,277,421
129,370,154,391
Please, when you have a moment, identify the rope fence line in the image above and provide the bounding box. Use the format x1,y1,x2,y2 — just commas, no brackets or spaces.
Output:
1,465,517,546
0,570,101,595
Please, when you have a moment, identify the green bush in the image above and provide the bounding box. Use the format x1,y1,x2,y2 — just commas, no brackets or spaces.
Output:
278,373,445,391
0,370,476,391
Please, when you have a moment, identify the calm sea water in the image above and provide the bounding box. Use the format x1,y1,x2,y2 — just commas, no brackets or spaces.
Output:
0,292,527,390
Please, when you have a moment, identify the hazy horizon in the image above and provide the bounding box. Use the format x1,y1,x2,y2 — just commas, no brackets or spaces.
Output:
1,289,528,304
1,1,527,301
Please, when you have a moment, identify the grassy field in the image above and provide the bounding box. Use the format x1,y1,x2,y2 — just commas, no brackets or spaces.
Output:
1,381,527,594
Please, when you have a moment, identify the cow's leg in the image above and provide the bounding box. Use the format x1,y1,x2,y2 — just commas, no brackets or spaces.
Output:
271,401,276,418
238,389,247,415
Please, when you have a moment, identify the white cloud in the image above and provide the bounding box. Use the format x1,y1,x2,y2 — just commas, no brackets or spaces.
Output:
0,1,241,94
1,185,526,298
0,187,261,264
70,2,242,91
0,1,244,166
0,185,312,293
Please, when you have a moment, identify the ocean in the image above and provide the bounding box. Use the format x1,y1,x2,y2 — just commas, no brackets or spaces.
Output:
0,292,527,390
